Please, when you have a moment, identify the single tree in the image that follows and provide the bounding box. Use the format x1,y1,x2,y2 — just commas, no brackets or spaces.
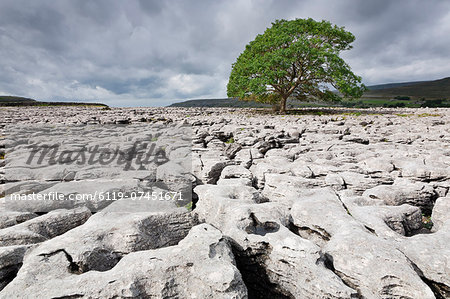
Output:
227,18,366,113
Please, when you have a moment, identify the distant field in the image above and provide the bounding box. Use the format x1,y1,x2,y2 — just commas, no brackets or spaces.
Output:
343,96,450,108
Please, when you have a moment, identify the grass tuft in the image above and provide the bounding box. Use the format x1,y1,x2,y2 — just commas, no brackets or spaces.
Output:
225,137,235,144
184,202,193,211
417,113,440,117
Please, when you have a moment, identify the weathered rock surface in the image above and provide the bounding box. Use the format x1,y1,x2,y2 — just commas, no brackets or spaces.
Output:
195,185,358,298
0,245,29,291
1,106,449,298
431,197,450,231
0,211,37,229
0,207,91,246
290,189,435,298
362,178,437,210
1,224,247,298
399,221,450,299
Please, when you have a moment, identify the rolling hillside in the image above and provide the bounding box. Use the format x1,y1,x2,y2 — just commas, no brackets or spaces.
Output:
365,77,450,99
0,95,108,107
364,81,428,91
0,96,36,103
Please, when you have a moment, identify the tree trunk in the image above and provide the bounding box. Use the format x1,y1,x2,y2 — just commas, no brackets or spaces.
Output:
279,96,288,114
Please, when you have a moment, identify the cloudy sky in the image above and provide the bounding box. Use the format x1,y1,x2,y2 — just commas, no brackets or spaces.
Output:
1,0,449,106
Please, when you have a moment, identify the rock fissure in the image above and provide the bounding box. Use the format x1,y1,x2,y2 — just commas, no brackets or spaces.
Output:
38,249,81,274
401,250,450,299
319,252,363,299
230,241,294,299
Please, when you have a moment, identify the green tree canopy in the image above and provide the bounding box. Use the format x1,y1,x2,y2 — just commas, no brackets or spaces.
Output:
227,18,366,113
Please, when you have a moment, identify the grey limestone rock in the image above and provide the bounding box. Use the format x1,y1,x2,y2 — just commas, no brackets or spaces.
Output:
399,222,450,298
0,211,37,229
290,188,436,298
2,107,450,298
1,224,247,299
195,186,358,298
431,197,450,231
362,178,436,211
0,207,91,246
220,165,253,180
0,245,29,291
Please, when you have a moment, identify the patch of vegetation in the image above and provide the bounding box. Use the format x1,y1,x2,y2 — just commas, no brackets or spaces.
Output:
394,96,411,100
420,98,450,108
395,114,410,117
341,98,411,108
341,100,368,108
0,152,4,159
383,102,406,108
342,94,450,109
284,109,327,116
344,112,362,116
417,113,441,117
225,137,235,144
422,214,433,230
184,202,193,211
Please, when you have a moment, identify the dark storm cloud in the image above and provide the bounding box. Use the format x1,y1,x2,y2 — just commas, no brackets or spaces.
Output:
0,0,449,106
0,2,68,52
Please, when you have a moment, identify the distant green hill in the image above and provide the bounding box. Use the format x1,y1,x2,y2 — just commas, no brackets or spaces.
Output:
0,95,108,107
365,81,428,91
0,96,36,103
365,77,450,99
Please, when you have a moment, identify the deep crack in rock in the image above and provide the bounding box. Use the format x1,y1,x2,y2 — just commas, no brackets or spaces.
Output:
229,240,293,299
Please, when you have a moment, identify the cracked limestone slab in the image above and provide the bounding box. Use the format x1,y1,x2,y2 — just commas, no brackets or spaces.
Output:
0,224,247,298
